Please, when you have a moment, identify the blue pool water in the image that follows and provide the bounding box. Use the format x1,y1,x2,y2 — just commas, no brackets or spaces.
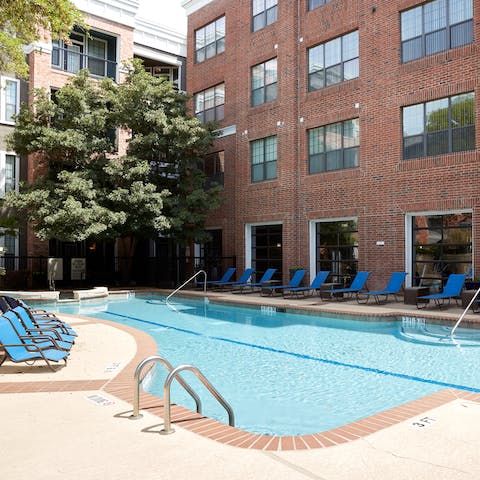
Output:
39,294,480,436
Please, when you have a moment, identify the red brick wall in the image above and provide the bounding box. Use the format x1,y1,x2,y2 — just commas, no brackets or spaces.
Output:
188,0,480,287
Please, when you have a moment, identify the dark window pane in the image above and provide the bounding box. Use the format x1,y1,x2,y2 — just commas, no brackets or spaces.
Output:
425,29,447,55
452,125,475,152
265,83,277,102
205,108,215,123
252,88,264,106
450,20,473,48
309,71,324,91
325,64,341,86
309,153,324,173
252,164,263,182
326,150,341,170
216,104,224,121
344,147,359,168
404,135,424,159
265,161,277,179
426,130,448,156
402,37,422,62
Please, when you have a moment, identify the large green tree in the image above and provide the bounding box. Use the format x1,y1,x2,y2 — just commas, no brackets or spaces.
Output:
115,61,222,245
6,65,221,253
0,0,84,78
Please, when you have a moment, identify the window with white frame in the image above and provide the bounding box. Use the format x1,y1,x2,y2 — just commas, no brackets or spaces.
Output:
0,152,19,197
195,16,226,63
308,0,332,10
0,77,20,124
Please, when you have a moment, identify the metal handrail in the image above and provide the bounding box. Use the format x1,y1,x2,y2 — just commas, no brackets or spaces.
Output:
129,356,201,420
451,285,480,337
160,364,235,435
166,269,207,302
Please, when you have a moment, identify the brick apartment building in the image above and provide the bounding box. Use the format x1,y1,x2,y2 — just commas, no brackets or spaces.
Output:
183,0,479,290
0,0,186,286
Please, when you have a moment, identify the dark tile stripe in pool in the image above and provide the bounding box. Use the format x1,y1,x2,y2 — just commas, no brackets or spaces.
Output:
104,310,480,394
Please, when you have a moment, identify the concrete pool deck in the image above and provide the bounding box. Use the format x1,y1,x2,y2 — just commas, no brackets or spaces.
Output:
2,291,480,479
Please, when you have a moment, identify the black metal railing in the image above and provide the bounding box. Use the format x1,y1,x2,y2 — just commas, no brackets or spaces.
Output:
0,255,236,290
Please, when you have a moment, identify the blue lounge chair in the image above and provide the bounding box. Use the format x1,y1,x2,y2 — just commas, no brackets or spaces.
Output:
232,268,277,293
2,310,73,351
261,269,307,296
323,271,371,300
283,270,330,298
11,307,76,344
417,273,466,309
197,267,236,288
0,316,69,371
357,272,407,304
212,268,254,290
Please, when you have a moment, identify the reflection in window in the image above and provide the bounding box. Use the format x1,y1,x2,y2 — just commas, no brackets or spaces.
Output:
401,0,473,62
194,84,225,124
195,17,225,63
315,220,358,285
203,151,224,188
403,92,475,159
251,136,277,182
308,0,332,11
251,58,277,106
309,119,359,173
413,213,471,287
251,224,282,281
308,31,359,91
253,0,277,32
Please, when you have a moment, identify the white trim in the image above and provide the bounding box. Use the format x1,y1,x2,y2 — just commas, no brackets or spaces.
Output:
181,0,213,16
24,41,52,55
404,209,473,287
133,45,182,65
214,125,236,138
0,76,20,125
0,151,20,198
134,18,186,57
73,0,139,28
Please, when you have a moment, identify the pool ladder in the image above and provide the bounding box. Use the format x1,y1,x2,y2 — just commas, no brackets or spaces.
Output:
166,270,207,303
130,355,234,434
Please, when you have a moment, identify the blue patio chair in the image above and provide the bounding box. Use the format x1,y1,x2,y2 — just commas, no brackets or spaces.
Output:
357,272,407,304
232,268,277,293
417,273,466,309
197,267,236,288
323,272,371,301
0,316,69,371
212,268,254,290
260,269,307,296
283,270,330,298
2,296,76,336
11,307,76,344
2,310,73,351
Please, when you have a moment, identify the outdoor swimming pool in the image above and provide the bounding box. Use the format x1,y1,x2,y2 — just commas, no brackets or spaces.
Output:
40,294,480,436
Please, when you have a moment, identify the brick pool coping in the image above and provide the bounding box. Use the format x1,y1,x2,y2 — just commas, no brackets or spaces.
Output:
1,315,479,451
